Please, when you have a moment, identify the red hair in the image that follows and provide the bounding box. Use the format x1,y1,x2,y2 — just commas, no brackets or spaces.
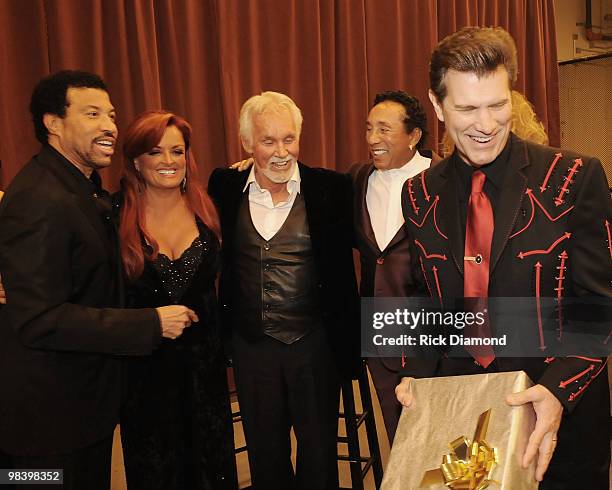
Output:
119,110,220,281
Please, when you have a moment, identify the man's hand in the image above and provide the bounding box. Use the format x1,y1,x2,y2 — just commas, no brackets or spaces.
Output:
0,273,6,304
156,305,199,339
229,158,254,172
506,384,563,482
395,376,415,408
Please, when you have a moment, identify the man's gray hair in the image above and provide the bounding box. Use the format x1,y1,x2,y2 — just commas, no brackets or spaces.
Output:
239,91,303,147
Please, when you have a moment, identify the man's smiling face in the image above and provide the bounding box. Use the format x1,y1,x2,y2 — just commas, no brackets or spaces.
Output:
430,65,513,167
49,87,117,175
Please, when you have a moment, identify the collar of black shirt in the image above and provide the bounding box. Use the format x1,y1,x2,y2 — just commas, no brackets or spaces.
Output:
44,144,106,197
452,133,513,197
44,144,112,221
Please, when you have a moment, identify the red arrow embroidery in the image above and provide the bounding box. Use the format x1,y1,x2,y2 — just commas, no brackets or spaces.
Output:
535,262,546,351
433,198,448,240
568,361,607,401
509,189,536,239
432,266,442,301
415,239,447,260
407,178,419,215
568,356,603,363
421,171,430,202
408,197,437,228
606,220,612,259
528,189,575,222
540,152,562,193
419,256,433,298
554,158,583,206
555,251,568,341
510,189,574,240
554,251,568,299
518,232,571,259
560,364,595,389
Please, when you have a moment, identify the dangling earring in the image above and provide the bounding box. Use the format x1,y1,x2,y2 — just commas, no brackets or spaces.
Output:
409,144,414,151
133,161,144,193
181,176,187,194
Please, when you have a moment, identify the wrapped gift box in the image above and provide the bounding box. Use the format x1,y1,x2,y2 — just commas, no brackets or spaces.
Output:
382,371,538,490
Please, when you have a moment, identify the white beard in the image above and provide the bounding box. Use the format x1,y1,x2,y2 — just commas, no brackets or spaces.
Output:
259,159,296,184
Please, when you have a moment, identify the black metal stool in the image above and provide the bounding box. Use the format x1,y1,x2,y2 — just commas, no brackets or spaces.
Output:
228,365,253,489
228,366,248,456
338,360,383,489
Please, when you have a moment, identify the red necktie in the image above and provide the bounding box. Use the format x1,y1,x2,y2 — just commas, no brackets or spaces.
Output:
464,170,495,368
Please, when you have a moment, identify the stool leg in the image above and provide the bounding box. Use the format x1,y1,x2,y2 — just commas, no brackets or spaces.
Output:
358,365,383,489
342,380,364,490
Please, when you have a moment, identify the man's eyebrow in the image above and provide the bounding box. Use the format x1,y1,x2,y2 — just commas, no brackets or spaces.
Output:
82,104,116,112
370,120,392,127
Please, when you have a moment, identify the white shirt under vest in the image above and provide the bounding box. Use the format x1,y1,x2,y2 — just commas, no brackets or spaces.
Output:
243,163,301,241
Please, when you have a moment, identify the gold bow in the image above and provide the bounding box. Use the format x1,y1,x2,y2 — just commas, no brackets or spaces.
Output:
420,409,498,490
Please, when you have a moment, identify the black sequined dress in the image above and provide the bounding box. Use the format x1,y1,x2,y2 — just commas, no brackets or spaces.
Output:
120,221,237,490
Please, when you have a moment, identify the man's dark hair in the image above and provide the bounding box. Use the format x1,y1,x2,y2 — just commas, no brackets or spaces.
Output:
373,90,428,149
30,70,108,144
429,26,517,103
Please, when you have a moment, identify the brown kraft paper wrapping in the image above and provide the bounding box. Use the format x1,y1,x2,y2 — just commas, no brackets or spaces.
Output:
382,371,538,490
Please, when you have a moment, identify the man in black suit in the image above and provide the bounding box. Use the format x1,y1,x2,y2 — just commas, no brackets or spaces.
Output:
350,91,439,443
208,91,359,490
395,27,611,489
0,71,196,489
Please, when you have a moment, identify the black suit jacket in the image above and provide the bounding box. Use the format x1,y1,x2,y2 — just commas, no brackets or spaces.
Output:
400,134,611,404
208,163,360,377
0,146,160,455
399,134,611,482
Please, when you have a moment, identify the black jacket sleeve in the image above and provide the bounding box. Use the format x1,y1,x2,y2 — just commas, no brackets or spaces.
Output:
0,187,160,355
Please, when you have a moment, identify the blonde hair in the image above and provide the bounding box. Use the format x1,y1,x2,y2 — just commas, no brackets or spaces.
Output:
441,90,548,157
239,91,303,148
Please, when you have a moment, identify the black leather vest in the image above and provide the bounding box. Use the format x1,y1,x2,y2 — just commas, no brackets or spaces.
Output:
231,192,322,344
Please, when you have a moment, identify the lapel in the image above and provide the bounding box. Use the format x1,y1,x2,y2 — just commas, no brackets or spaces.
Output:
437,159,465,274
384,217,408,252
356,162,411,255
299,162,328,256
355,163,381,254
223,169,250,251
489,135,529,273
35,147,112,254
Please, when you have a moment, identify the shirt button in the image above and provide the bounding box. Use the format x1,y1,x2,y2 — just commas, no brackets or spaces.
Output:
377,258,384,265
264,243,271,251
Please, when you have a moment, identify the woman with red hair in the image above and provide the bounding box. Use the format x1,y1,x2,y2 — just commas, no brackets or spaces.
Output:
117,110,237,489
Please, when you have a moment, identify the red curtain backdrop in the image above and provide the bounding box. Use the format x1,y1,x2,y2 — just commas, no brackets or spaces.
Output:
0,0,559,191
